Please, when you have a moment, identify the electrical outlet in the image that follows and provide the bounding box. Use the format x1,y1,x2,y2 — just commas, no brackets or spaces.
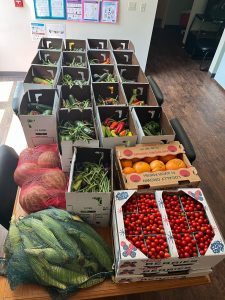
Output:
128,2,137,11
140,3,147,12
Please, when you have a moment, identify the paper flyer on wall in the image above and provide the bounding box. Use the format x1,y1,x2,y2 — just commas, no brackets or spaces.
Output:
66,0,83,21
83,0,100,22
31,22,46,41
34,0,50,18
50,0,66,18
46,23,66,38
101,0,118,23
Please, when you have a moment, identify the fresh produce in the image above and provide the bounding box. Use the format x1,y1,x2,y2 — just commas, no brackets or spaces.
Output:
68,42,84,52
33,77,54,85
143,121,161,136
97,95,119,105
93,72,116,83
14,163,38,186
59,120,95,142
120,154,188,174
41,58,57,66
123,193,170,259
62,74,88,88
102,115,132,138
3,209,113,295
20,185,49,213
66,58,85,67
41,169,67,190
25,103,53,115
89,58,110,64
37,151,60,168
62,94,91,110
72,158,111,193
165,158,186,170
129,89,145,106
162,193,214,257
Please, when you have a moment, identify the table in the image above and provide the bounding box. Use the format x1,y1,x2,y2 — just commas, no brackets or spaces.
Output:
0,194,211,300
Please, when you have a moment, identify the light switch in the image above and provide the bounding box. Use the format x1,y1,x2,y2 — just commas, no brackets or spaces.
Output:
140,3,147,12
128,2,137,11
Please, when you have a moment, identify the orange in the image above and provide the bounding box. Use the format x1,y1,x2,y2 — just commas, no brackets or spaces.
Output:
143,156,159,163
166,158,186,170
121,159,133,168
133,161,151,173
160,154,177,163
150,160,166,172
123,167,135,174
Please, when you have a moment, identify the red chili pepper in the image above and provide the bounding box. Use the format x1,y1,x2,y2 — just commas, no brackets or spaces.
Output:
115,121,125,134
104,118,113,126
110,121,119,130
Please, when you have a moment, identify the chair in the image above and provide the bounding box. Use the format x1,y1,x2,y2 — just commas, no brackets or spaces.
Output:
0,145,19,230
147,75,164,106
195,38,219,71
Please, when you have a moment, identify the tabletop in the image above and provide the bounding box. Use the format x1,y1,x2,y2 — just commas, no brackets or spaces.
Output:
0,193,211,300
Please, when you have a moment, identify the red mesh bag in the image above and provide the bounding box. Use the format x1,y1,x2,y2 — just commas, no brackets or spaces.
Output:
14,144,61,187
19,168,68,213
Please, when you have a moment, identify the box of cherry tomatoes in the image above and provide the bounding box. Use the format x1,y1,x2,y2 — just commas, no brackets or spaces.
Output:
115,141,201,190
112,189,225,280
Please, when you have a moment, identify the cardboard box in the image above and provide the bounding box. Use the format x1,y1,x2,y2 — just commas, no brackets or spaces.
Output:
87,50,115,65
115,142,201,189
66,147,113,226
58,109,99,172
64,39,87,52
112,190,178,276
117,65,148,84
96,106,138,148
23,65,59,92
18,89,59,147
60,85,93,110
113,51,139,65
90,64,119,83
156,188,225,268
62,51,88,68
57,66,90,88
32,50,62,67
38,38,64,51
109,39,135,51
122,83,158,107
87,38,110,50
92,83,127,108
114,269,212,283
131,106,175,144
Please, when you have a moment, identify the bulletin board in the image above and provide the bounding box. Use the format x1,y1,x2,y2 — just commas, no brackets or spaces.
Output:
34,0,119,23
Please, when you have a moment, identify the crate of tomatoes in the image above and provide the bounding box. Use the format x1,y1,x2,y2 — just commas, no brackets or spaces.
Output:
115,141,201,189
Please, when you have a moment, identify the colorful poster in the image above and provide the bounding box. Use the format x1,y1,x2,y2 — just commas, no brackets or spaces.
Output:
46,23,66,38
101,0,118,23
66,0,82,21
31,22,46,41
83,0,100,22
34,0,50,18
50,0,66,18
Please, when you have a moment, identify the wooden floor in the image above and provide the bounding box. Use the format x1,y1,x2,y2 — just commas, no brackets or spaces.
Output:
0,29,225,299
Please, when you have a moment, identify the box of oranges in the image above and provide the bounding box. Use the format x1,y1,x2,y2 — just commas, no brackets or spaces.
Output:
115,141,201,189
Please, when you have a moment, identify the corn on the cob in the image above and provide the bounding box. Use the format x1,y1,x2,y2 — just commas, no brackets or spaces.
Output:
68,228,113,272
23,218,63,251
8,216,21,253
79,277,105,288
27,255,67,290
24,248,69,265
41,258,89,286
41,215,84,262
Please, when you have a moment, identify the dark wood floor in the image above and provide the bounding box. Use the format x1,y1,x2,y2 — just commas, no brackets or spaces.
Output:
1,29,225,299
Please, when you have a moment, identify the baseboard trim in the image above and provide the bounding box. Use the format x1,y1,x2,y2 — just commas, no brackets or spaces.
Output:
0,71,26,77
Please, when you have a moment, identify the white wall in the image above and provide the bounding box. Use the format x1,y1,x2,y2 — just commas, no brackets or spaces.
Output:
209,29,225,74
164,0,193,26
0,0,158,72
183,0,208,43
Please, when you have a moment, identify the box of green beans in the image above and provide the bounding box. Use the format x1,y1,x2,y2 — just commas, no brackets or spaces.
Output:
66,147,113,227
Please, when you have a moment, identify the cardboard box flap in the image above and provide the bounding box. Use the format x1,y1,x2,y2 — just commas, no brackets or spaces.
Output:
116,142,185,159
88,39,109,50
110,39,135,51
62,51,87,67
64,39,86,51
38,38,63,50
113,51,139,65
